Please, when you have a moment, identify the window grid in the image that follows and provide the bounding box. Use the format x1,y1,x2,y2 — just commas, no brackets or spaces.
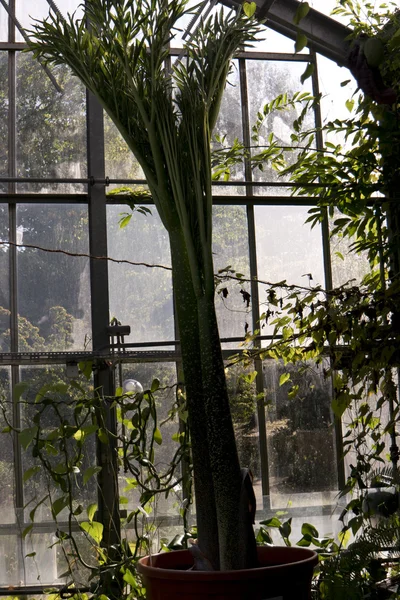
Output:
0,4,342,587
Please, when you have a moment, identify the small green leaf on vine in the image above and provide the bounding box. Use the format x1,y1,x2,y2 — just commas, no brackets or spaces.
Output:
87,503,97,522
80,521,104,544
293,1,310,25
83,465,102,485
243,2,256,18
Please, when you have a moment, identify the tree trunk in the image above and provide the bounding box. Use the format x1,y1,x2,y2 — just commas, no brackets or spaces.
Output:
169,228,221,569
169,228,258,570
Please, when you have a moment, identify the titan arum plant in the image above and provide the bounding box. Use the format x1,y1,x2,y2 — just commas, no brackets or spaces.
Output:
29,0,260,571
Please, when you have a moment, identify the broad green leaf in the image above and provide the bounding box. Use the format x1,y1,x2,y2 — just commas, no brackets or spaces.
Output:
87,503,97,522
345,99,354,113
279,373,290,386
123,569,137,587
98,428,108,444
79,361,93,380
243,1,256,17
83,465,102,485
150,378,160,393
22,524,34,538
19,426,38,450
295,32,308,53
338,528,351,548
52,496,69,517
80,521,103,544
23,466,40,483
300,62,314,84
301,522,319,538
259,517,282,528
293,1,310,25
154,427,162,445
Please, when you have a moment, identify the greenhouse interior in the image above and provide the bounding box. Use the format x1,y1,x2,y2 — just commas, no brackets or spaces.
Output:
0,0,399,597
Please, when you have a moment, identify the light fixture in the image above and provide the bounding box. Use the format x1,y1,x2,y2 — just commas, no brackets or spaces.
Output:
122,379,144,394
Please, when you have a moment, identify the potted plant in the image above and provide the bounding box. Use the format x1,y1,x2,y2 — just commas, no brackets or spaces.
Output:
27,0,318,597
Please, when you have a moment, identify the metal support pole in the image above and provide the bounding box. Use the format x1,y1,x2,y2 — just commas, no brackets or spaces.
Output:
86,87,121,590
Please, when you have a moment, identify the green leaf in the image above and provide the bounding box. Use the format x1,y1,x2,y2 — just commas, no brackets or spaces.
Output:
52,496,69,517
300,62,314,84
83,466,102,485
293,2,310,25
150,378,160,393
338,528,351,548
301,522,319,538
153,427,162,445
87,503,97,522
80,521,103,544
295,32,308,53
279,373,290,386
259,517,282,528
98,428,108,444
22,524,34,538
345,99,354,113
19,426,38,450
23,466,41,483
243,1,256,17
79,361,93,380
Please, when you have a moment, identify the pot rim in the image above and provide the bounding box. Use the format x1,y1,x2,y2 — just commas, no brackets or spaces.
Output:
137,546,319,581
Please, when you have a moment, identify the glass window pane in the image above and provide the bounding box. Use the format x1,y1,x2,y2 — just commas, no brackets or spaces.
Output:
0,205,10,351
0,535,20,585
226,362,262,509
20,366,96,523
213,205,251,345
263,360,338,509
0,52,7,193
119,363,181,518
104,114,145,189
246,60,314,196
17,205,91,351
212,59,245,196
107,205,174,346
16,54,87,193
255,204,324,286
0,8,7,41
253,26,307,54
17,1,84,41
0,368,14,524
318,54,357,146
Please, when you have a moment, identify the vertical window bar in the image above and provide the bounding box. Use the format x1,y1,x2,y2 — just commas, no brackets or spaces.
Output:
8,0,25,582
311,51,345,491
239,56,270,500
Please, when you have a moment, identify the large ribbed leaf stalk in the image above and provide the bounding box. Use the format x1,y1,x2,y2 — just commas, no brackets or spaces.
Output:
29,0,260,570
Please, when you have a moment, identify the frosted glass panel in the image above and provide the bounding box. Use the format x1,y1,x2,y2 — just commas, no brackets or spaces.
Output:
0,52,7,194
20,366,96,522
246,60,314,195
16,54,87,193
107,205,174,346
263,360,338,509
0,6,6,42
17,205,91,351
213,205,251,344
255,205,324,286
0,368,14,525
17,0,84,41
0,205,10,351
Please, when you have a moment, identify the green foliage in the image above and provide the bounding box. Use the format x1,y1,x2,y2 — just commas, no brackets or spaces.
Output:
1,375,190,596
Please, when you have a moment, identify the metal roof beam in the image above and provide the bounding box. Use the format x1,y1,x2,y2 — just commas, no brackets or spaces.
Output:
223,0,352,67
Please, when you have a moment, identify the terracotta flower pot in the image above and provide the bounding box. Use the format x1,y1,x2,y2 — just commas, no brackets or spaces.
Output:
137,546,318,599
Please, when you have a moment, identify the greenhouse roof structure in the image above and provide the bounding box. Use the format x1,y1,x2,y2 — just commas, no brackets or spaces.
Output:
222,0,351,65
